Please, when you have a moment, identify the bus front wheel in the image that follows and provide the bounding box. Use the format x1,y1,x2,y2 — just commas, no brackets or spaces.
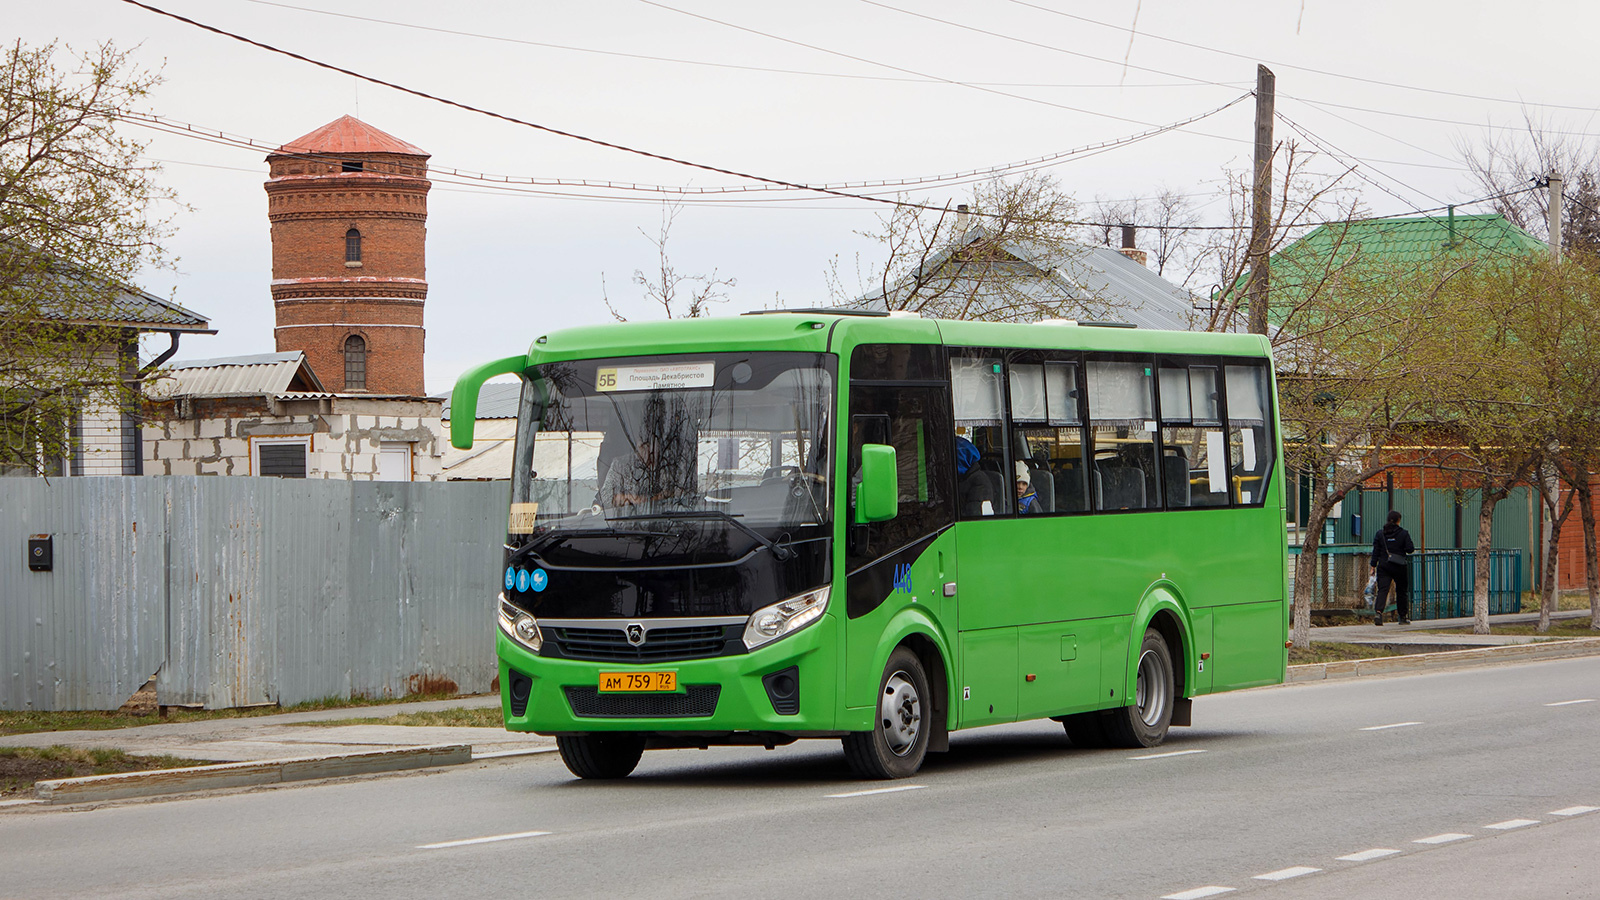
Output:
556,732,646,779
842,647,930,779
1105,628,1175,748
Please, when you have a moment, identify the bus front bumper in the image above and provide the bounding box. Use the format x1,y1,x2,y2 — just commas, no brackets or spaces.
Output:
496,614,839,736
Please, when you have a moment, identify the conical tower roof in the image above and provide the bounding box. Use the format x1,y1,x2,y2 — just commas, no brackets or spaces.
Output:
271,115,428,157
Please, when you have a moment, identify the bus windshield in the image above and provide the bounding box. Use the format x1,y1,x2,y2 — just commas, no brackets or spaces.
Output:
511,351,834,541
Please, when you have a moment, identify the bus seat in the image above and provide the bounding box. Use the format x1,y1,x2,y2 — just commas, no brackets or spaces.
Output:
1096,465,1146,510
1027,462,1054,512
1054,466,1088,512
1162,451,1190,507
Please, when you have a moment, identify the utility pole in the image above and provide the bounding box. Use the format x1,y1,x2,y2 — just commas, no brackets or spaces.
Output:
1246,64,1276,335
1547,168,1564,261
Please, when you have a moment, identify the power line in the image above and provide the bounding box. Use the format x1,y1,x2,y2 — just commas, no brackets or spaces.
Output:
1285,94,1600,140
237,0,1244,91
119,95,1250,200
634,0,1248,143
1001,0,1600,113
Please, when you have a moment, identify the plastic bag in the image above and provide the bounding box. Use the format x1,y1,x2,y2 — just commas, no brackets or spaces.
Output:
1363,574,1376,607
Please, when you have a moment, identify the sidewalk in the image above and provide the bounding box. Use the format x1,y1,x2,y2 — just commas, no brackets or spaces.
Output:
1314,609,1593,648
2,693,553,762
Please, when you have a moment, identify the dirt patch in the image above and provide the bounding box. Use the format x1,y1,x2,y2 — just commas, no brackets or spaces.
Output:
406,674,459,696
0,747,208,798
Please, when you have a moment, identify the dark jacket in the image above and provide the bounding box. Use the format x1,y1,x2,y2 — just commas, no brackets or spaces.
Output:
1371,524,1416,570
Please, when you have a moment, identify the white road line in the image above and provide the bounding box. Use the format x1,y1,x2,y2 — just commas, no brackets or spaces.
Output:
1485,819,1538,830
1544,699,1596,707
826,784,926,799
418,830,551,850
1413,833,1472,845
1253,866,1321,881
1161,887,1235,900
1360,721,1423,731
1337,848,1400,862
1130,749,1208,760
1550,805,1600,816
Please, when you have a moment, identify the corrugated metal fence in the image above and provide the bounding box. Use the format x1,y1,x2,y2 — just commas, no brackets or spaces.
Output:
1,477,507,711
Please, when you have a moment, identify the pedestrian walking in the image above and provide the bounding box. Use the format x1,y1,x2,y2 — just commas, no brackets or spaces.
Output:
1370,510,1416,625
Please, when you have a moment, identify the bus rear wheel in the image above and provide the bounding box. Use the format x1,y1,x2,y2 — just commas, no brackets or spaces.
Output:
842,647,930,779
1105,628,1175,748
557,732,646,779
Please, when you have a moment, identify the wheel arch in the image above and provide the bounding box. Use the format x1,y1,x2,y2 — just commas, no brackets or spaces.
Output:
877,609,954,752
1129,583,1195,712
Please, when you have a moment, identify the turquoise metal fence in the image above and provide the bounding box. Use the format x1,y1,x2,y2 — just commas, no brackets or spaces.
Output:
1288,544,1522,620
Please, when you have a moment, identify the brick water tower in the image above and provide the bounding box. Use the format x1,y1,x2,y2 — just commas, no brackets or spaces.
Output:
265,116,430,395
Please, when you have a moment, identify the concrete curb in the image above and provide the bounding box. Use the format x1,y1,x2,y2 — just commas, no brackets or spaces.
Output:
33,743,472,805
1289,637,1600,683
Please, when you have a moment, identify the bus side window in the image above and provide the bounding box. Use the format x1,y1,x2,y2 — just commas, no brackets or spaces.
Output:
1010,359,1087,513
1158,362,1228,508
1225,363,1274,505
951,354,1010,517
1086,359,1161,511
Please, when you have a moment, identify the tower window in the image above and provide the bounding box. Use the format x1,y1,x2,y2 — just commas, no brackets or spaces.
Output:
341,159,364,173
345,228,362,263
344,334,367,391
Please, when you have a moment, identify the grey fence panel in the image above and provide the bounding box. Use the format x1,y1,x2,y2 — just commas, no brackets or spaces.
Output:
2,476,511,711
267,478,355,707
0,478,167,710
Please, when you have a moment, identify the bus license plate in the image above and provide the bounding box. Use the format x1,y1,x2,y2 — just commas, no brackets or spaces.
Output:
598,671,677,692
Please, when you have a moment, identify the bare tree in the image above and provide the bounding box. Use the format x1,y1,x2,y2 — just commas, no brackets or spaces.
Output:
1086,186,1203,282
603,202,735,321
0,41,176,473
1460,112,1600,254
832,173,1132,323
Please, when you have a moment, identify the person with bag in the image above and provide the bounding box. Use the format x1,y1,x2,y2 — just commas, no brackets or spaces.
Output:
1370,510,1416,625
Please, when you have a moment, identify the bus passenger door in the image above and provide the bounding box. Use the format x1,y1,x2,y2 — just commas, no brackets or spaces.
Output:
842,349,958,719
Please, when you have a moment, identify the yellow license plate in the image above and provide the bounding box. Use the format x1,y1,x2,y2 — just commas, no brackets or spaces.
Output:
598,671,677,692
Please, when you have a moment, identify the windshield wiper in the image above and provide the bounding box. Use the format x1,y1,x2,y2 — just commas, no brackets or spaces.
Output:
609,510,796,561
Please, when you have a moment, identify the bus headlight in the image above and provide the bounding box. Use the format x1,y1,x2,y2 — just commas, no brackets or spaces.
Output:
743,587,829,650
498,593,542,652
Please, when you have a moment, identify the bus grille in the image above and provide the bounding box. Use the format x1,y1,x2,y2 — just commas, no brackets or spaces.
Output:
563,685,721,718
550,625,732,662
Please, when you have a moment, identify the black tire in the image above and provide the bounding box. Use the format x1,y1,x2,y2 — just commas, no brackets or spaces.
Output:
1103,629,1175,748
842,647,931,779
556,732,646,779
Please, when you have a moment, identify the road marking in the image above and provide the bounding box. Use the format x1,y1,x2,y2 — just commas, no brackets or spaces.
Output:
1130,749,1208,760
1360,721,1422,731
1485,819,1538,830
1253,866,1321,881
826,784,926,799
1544,699,1596,707
418,830,551,850
1550,806,1600,816
1337,848,1400,861
1413,833,1472,845
1161,887,1235,899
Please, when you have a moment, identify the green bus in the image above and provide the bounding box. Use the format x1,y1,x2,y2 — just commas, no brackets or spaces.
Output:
451,310,1286,780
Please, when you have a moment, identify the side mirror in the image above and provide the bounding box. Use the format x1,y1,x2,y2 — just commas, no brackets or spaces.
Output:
449,354,526,450
854,444,898,524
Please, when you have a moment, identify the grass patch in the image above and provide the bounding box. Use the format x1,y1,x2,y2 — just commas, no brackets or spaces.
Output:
0,746,209,798
300,707,505,729
1291,641,1416,664
1423,617,1598,638
0,690,473,737
1519,592,1593,613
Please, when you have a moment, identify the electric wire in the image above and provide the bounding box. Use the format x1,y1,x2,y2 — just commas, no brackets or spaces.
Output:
1001,0,1600,113
236,0,1244,91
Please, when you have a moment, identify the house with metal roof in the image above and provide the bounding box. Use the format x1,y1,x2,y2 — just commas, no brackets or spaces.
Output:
2,273,214,477
142,351,444,480
850,223,1212,331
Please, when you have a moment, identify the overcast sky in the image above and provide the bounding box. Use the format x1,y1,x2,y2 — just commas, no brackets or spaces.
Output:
13,0,1600,393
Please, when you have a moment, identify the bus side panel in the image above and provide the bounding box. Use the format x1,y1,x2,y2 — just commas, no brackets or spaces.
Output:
1211,600,1287,690
1188,607,1215,695
1017,620,1102,719
841,530,958,719
958,626,1017,727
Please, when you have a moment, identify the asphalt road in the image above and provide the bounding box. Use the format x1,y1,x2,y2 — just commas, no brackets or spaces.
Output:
2,657,1597,900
